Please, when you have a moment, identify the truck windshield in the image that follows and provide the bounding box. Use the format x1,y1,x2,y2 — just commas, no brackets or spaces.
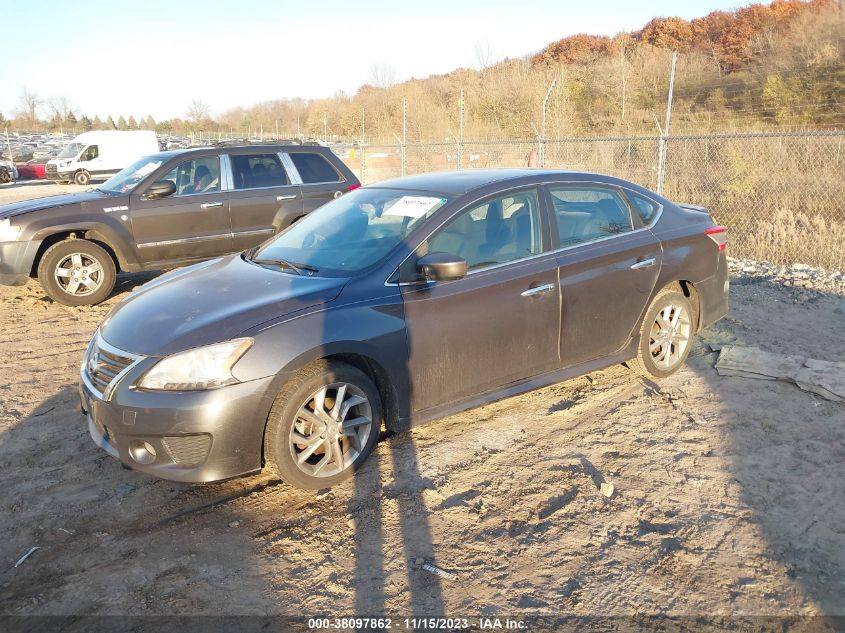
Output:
99,156,164,194
58,143,84,159
248,188,449,277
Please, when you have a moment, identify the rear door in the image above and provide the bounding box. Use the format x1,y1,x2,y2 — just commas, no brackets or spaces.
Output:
285,150,349,214
226,151,302,251
129,154,233,265
545,182,662,367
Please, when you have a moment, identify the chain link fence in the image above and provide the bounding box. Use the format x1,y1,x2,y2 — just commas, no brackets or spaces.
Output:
347,130,845,271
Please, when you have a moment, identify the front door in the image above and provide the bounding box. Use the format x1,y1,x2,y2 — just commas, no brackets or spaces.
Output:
400,188,560,413
227,152,303,251
129,155,233,265
546,183,662,366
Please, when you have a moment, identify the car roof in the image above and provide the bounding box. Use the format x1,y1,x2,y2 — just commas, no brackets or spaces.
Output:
367,169,618,195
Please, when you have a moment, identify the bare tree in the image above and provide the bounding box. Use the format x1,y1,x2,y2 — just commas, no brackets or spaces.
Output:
187,99,211,122
48,95,74,121
369,63,396,89
16,86,42,125
474,40,496,77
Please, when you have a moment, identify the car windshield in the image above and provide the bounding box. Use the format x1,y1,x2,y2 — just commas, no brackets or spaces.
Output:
250,188,449,276
57,143,84,159
99,156,164,193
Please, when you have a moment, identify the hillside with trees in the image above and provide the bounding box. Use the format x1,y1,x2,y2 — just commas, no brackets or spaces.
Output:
6,0,844,140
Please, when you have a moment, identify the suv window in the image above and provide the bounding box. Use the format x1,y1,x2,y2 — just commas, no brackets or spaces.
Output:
290,152,341,184
426,189,543,272
628,191,660,225
549,185,633,247
230,153,289,190
160,157,221,196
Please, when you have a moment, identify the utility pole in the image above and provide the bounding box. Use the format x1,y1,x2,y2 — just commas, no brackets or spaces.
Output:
401,98,407,176
540,78,557,168
458,88,464,170
361,106,365,143
656,50,677,195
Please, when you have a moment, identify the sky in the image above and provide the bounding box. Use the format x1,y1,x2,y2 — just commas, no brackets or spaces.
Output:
4,0,747,122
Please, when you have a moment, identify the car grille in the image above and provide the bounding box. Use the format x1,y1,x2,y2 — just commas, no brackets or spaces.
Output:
45,164,57,174
83,333,143,400
162,435,212,466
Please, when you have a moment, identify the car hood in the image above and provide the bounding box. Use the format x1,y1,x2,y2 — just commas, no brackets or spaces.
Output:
0,190,119,219
99,254,348,357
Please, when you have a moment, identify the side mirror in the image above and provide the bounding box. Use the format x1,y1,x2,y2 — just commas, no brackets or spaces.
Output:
144,180,176,200
416,252,467,282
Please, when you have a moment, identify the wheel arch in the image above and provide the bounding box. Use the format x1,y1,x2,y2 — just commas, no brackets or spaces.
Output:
676,279,701,332
321,352,401,433
29,227,136,277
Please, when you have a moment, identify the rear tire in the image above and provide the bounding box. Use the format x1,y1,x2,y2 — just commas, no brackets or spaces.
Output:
627,287,694,380
74,170,90,186
37,239,116,306
264,360,382,490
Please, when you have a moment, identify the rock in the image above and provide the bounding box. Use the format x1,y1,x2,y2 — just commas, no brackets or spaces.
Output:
600,482,615,498
228,521,240,528
347,517,357,530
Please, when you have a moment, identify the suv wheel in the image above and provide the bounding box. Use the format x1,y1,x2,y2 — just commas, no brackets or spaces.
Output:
74,170,90,186
627,287,694,380
264,360,382,490
37,239,116,306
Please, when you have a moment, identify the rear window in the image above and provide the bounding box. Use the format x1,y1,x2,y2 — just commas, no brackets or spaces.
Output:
230,153,289,189
628,192,660,224
290,152,341,184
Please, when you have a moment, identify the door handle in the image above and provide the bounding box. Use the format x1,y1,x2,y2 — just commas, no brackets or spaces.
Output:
200,201,223,209
276,194,297,201
630,258,656,270
521,283,554,297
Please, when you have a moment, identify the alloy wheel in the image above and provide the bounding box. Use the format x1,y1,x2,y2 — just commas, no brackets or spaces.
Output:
648,303,691,370
288,382,373,478
54,252,105,297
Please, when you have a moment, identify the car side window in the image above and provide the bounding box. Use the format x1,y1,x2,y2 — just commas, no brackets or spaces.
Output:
160,157,221,197
628,191,660,225
425,189,543,271
549,185,633,247
230,153,290,190
289,152,341,184
81,145,98,162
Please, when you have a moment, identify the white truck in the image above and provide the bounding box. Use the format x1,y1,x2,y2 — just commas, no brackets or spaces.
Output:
46,131,159,185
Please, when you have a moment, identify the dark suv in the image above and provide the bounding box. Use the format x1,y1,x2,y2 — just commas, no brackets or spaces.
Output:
0,144,359,305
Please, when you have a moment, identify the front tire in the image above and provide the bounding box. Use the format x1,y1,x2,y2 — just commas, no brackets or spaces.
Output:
37,239,116,306
627,287,694,380
264,360,382,490
74,170,90,186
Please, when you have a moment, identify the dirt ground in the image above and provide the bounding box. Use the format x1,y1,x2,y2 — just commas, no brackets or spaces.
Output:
0,181,843,630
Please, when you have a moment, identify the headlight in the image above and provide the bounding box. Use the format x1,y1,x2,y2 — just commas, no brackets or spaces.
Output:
137,338,253,391
0,218,21,242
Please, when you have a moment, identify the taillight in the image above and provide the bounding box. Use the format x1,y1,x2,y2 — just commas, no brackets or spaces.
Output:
704,226,727,252
347,183,361,192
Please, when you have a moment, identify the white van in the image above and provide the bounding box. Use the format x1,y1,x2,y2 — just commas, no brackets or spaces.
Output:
46,131,160,185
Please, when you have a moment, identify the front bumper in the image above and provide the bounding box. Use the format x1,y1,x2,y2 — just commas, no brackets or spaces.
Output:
0,239,42,285
80,369,277,483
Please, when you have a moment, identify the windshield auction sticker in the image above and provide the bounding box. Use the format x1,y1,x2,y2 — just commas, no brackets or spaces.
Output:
384,196,444,218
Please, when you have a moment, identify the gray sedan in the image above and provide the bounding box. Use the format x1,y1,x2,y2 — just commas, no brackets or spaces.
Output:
80,169,729,489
